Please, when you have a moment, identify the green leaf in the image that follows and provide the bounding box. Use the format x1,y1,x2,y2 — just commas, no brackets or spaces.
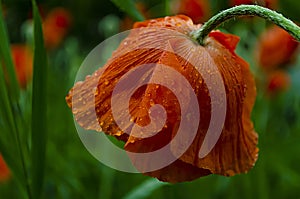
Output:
0,1,29,196
111,0,145,21
122,178,167,199
164,0,170,16
279,0,300,22
0,62,27,189
0,0,20,100
98,166,115,199
31,0,48,198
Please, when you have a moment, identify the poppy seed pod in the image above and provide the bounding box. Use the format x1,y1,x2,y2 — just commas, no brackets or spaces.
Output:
66,15,258,183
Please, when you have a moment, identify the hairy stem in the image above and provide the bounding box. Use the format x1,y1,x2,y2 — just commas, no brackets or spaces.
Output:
192,5,300,45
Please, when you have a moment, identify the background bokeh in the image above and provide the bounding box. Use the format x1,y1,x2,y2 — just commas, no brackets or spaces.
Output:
0,0,300,198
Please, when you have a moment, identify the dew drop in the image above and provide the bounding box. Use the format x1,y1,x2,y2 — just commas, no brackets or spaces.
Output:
150,100,155,106
175,22,181,27
129,139,135,143
96,126,102,132
115,131,122,136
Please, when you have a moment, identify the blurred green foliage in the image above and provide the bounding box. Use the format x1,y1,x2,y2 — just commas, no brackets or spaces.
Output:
0,0,300,199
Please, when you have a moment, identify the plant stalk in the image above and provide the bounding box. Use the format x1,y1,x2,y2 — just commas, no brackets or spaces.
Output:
192,5,300,45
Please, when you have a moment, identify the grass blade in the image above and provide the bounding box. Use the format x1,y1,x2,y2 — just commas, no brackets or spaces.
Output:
111,0,145,21
0,2,30,197
31,1,48,198
123,178,167,199
0,0,20,100
0,62,27,189
164,0,170,16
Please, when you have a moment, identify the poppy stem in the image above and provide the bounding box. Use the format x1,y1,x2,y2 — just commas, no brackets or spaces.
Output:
193,5,300,46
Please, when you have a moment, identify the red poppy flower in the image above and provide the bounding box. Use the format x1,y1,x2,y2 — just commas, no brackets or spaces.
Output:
43,7,72,49
177,0,210,23
66,15,258,183
230,0,277,8
264,0,277,9
230,0,253,6
256,25,298,70
11,44,33,88
0,155,10,183
267,70,290,94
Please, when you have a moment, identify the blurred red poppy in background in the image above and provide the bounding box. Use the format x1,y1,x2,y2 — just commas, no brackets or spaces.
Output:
230,0,252,6
264,0,278,9
11,44,33,88
177,0,210,23
267,70,290,94
43,7,72,49
0,155,10,183
256,25,299,70
230,0,277,9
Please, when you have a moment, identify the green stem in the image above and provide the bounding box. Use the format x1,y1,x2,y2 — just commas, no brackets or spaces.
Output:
192,5,300,45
